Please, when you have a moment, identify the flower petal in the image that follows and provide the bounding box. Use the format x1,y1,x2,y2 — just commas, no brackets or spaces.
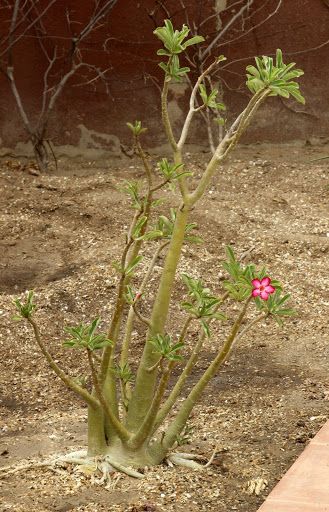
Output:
265,285,275,294
251,279,261,288
252,288,261,297
261,276,271,287
260,291,268,300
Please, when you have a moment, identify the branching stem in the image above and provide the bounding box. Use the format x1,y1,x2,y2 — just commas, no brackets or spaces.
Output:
87,349,131,443
28,318,99,409
161,56,177,152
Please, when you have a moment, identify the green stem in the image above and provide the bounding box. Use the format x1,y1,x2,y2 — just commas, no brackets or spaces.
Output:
128,363,172,449
153,293,231,432
134,134,153,189
188,89,270,207
151,296,253,458
174,150,189,202
125,203,190,431
153,327,203,433
177,58,220,150
161,57,177,153
130,314,193,446
87,349,131,444
120,241,170,370
87,403,108,456
28,318,99,410
133,304,151,327
99,275,126,386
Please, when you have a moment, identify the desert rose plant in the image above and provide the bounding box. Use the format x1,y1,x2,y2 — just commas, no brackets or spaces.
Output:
6,21,304,481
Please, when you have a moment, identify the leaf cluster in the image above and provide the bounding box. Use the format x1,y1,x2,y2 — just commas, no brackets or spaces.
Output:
112,255,143,277
181,274,226,338
154,20,204,82
147,333,185,362
133,217,163,242
62,318,113,351
154,19,204,57
116,176,166,212
221,246,297,326
110,362,135,383
126,121,147,136
149,208,203,244
176,422,194,446
199,84,226,111
12,291,36,320
159,55,191,83
254,291,297,327
221,246,282,301
73,375,88,387
246,49,305,104
157,158,192,191
116,179,146,211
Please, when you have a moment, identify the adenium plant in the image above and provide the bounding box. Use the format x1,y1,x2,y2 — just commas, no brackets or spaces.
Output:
10,21,303,481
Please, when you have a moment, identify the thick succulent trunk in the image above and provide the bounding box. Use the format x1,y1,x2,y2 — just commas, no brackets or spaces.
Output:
87,404,165,467
125,203,190,432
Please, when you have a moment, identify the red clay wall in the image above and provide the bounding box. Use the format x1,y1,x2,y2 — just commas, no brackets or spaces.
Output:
0,0,329,159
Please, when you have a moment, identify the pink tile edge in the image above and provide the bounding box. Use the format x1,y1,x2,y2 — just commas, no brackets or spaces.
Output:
257,420,329,511
310,419,329,445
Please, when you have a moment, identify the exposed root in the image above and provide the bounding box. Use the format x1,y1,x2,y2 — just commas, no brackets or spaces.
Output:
104,456,144,478
167,454,205,469
167,442,221,470
0,450,143,485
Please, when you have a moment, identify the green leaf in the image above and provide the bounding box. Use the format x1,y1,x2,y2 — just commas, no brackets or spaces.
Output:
164,19,174,37
133,216,147,238
246,65,261,79
183,236,203,243
172,171,193,179
88,317,100,341
92,339,113,350
151,198,166,208
276,48,283,68
125,255,143,275
217,55,226,63
11,315,23,322
136,230,163,240
201,319,211,339
170,342,185,353
214,117,226,125
211,312,227,321
169,354,183,361
159,215,173,231
182,35,205,48
275,308,298,316
272,314,284,328
159,62,169,74
157,49,171,56
62,341,83,348
288,88,306,105
112,261,123,274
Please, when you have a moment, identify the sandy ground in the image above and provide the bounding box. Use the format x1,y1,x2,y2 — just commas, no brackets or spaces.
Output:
0,142,328,512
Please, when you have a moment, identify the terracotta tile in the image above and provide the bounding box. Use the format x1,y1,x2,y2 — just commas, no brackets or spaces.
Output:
258,422,329,512
258,500,329,511
258,443,329,509
311,420,329,446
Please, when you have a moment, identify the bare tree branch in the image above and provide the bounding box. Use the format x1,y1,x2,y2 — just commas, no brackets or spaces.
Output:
200,0,255,61
1,0,121,172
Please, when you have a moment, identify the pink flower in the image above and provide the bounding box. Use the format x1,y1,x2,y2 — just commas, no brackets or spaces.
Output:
251,277,275,301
